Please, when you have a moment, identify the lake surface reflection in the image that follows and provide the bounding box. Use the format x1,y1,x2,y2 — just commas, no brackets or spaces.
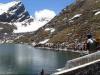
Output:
0,44,80,75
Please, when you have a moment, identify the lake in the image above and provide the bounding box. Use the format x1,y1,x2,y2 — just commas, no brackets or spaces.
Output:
0,44,80,75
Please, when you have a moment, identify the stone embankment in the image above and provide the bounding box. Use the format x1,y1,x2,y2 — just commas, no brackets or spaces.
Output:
53,61,100,75
52,51,100,75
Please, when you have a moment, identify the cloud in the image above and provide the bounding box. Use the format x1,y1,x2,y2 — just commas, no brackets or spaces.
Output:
34,9,56,21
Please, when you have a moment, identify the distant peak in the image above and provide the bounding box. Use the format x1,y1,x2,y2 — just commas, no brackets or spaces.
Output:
0,0,21,7
0,1,22,15
0,0,30,22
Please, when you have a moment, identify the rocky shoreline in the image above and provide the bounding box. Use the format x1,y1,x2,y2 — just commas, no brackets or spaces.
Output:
1,42,89,54
34,46,89,54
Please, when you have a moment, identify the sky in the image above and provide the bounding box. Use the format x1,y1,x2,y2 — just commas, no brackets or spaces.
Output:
0,0,75,15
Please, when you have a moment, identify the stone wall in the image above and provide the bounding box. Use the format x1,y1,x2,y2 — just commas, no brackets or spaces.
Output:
60,61,100,75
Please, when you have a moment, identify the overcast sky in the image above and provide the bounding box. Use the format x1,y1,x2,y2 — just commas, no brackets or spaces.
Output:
0,0,75,15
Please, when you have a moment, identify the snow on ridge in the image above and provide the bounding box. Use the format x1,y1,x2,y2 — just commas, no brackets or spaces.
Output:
39,39,49,44
0,1,21,15
0,27,3,30
95,11,100,15
13,20,49,33
70,14,82,20
45,28,55,33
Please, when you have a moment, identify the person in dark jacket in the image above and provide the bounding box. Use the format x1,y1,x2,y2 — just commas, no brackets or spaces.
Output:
87,33,97,52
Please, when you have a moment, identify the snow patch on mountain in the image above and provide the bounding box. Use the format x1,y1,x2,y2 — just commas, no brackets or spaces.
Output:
0,27,3,30
69,14,82,20
45,28,55,33
14,9,56,33
13,20,47,33
39,39,49,44
95,11,100,15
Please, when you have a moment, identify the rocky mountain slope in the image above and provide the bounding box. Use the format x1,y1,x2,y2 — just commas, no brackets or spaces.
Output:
15,0,100,49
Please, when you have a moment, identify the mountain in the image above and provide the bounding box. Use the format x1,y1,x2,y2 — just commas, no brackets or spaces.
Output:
0,1,55,34
0,1,30,22
13,9,56,33
0,1,30,34
16,0,100,48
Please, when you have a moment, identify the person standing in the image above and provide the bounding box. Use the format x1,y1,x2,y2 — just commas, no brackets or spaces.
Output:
87,33,97,52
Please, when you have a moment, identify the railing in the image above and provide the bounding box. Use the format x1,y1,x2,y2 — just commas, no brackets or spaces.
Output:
64,51,100,69
52,51,100,75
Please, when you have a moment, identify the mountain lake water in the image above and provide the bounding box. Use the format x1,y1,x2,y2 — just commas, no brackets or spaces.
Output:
0,44,81,75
